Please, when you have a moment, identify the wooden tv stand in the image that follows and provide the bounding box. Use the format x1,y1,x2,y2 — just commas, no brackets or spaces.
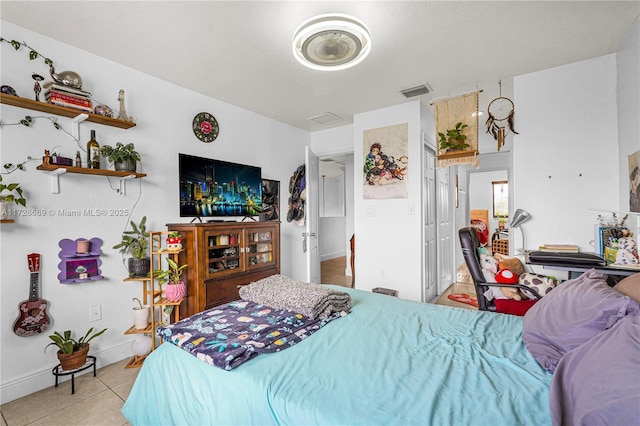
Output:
167,221,280,318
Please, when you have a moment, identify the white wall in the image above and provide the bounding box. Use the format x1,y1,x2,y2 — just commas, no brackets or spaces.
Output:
617,16,640,212
513,54,619,274
354,101,428,301
0,21,309,402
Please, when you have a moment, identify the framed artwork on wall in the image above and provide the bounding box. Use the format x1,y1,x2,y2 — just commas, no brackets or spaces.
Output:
261,179,280,221
362,123,409,199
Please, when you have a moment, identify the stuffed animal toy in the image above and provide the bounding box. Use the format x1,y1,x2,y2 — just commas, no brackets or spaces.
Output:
495,269,524,300
615,237,638,265
479,252,498,280
519,273,557,299
496,257,526,277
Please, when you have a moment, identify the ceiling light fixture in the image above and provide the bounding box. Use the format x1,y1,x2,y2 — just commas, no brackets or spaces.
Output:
292,13,371,71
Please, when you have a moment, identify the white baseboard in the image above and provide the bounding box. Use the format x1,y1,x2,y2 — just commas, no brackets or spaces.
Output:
1,342,133,404
320,250,346,262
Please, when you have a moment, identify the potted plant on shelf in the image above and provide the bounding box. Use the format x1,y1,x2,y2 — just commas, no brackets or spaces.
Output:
438,122,471,152
132,297,150,330
0,175,27,219
113,216,150,277
45,327,107,370
99,142,140,172
154,257,187,302
166,231,183,251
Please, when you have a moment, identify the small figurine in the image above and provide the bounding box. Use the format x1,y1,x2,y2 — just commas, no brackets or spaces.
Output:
32,73,44,101
1,85,18,96
117,89,130,121
43,149,51,165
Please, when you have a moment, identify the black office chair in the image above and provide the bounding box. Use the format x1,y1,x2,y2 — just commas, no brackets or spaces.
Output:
459,227,541,316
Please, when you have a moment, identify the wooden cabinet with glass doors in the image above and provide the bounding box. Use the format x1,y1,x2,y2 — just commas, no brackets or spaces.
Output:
166,221,280,317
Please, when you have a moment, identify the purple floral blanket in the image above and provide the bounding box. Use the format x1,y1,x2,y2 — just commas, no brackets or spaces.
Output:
156,300,347,370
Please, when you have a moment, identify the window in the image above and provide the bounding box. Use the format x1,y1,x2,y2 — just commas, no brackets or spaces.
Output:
492,180,508,218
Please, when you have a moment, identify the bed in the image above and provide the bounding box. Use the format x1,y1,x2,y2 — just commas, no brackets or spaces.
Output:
122,284,554,425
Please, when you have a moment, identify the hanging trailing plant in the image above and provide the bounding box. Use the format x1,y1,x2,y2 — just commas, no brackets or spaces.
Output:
0,37,55,68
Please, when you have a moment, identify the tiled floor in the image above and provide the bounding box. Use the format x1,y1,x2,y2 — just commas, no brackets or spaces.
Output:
1,263,472,426
1,358,138,426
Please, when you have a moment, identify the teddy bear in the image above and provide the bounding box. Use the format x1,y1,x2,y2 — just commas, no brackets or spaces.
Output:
493,255,526,277
615,236,638,265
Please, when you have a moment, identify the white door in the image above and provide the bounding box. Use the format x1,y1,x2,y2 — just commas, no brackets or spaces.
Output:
436,167,454,295
422,143,437,302
305,146,320,283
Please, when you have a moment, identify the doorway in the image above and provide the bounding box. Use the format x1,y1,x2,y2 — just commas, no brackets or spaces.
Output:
318,154,354,285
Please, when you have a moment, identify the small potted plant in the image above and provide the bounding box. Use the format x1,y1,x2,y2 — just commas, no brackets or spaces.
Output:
113,216,150,277
438,122,471,152
99,142,140,172
132,297,150,330
0,175,27,220
45,327,107,370
154,257,187,302
166,231,183,251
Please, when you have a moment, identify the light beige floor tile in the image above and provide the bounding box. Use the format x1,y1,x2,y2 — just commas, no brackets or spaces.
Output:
1,373,108,425
434,282,478,310
96,359,139,389
110,378,137,401
29,389,127,426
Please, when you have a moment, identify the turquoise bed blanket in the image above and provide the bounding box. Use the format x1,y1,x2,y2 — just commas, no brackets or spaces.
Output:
122,286,552,425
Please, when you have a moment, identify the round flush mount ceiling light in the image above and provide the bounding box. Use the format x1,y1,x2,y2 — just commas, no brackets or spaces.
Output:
292,13,371,71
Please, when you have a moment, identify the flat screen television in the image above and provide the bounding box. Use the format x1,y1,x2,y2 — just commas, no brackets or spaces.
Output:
179,153,262,218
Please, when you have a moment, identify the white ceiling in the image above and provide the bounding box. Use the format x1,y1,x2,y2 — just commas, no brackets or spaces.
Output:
2,1,638,136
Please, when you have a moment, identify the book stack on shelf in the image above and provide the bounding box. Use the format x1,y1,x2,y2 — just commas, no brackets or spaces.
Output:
538,244,579,253
44,82,93,112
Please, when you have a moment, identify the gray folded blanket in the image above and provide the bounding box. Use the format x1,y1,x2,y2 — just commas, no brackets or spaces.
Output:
239,274,352,319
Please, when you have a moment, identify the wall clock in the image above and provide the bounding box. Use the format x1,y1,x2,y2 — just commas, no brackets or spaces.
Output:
192,112,219,143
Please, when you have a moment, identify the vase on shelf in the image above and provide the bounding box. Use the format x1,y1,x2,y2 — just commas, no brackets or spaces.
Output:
165,281,186,302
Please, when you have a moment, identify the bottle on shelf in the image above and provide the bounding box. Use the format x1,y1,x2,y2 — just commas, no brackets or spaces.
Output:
75,151,82,168
86,130,100,169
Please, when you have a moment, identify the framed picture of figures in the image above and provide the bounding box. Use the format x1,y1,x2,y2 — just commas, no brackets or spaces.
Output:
628,150,640,213
363,123,409,199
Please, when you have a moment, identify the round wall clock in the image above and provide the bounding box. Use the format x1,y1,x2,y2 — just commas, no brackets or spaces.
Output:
192,112,219,143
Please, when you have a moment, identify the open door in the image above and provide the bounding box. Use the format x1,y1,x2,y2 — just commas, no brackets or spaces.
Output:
305,146,320,283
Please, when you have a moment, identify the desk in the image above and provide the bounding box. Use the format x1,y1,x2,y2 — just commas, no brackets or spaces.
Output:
525,251,640,284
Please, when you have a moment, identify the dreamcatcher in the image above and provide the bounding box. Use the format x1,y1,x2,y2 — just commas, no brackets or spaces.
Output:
486,80,518,151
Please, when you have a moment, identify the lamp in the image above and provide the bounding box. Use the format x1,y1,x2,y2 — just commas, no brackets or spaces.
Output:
510,209,532,254
292,13,371,71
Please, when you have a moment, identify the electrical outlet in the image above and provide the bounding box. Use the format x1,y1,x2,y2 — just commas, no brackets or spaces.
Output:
381,270,386,279
89,305,102,322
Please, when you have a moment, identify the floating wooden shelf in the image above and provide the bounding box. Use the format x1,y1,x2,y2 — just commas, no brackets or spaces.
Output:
37,163,146,178
0,219,15,224
0,93,136,129
436,149,479,160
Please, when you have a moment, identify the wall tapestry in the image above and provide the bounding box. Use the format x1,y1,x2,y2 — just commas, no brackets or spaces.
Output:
433,90,480,168
363,123,408,199
628,150,640,213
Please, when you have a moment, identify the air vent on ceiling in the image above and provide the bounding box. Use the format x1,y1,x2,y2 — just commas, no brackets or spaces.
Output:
401,83,433,98
308,112,342,124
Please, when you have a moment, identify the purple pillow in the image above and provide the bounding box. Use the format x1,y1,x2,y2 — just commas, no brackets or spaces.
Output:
549,313,640,425
522,269,640,372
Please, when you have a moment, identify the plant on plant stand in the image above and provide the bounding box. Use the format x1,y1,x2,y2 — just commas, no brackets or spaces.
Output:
0,175,27,220
99,142,140,172
154,257,187,302
45,327,107,370
438,122,471,152
113,216,150,277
